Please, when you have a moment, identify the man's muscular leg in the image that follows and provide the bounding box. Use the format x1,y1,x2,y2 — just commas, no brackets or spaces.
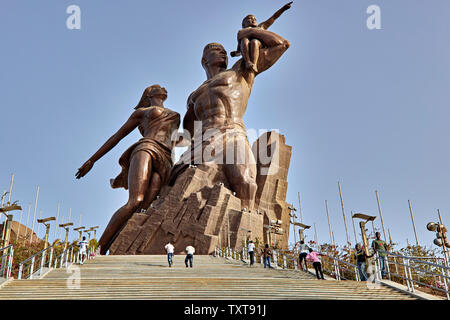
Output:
224,163,257,211
223,136,257,211
99,151,152,254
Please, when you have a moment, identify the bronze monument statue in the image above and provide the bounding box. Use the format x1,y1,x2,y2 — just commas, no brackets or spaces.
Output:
77,3,294,255
76,85,181,254
176,5,291,212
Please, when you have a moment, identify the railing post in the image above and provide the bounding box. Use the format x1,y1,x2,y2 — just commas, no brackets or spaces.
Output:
18,263,23,280
335,258,341,280
402,257,411,291
7,247,14,279
48,247,54,268
273,250,279,269
406,259,415,293
439,266,450,300
355,266,360,281
59,251,64,268
29,256,35,279
386,255,392,281
283,255,287,269
39,251,46,276
374,253,381,281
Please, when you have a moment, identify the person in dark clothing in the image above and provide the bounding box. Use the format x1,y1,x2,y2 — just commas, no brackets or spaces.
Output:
262,244,273,269
306,248,325,280
354,243,374,281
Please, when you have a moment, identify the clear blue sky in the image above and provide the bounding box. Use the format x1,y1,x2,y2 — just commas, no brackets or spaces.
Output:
1,0,449,251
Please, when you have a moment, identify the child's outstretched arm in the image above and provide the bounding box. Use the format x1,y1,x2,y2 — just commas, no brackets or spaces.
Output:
259,1,293,30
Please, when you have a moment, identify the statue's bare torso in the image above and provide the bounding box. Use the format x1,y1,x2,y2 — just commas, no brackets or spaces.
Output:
189,68,251,131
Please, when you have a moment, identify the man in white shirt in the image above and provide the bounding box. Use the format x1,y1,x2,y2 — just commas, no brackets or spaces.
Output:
185,245,195,268
164,241,175,267
78,236,88,265
247,240,255,266
298,240,310,271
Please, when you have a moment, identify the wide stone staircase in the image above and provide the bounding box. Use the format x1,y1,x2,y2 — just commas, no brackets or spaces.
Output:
0,255,416,300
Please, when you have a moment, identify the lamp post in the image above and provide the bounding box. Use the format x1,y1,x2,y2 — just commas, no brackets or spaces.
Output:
288,206,297,248
73,226,85,242
263,219,284,248
37,217,56,250
90,226,99,241
59,222,73,251
0,202,22,247
426,210,450,268
352,213,376,256
295,222,311,244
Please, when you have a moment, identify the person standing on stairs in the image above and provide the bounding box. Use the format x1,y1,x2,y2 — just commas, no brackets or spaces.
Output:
248,240,255,266
78,236,88,265
185,245,195,268
165,241,175,267
262,244,273,269
298,240,310,271
306,248,325,280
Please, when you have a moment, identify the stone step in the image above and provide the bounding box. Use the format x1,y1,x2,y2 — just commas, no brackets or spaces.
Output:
0,255,416,300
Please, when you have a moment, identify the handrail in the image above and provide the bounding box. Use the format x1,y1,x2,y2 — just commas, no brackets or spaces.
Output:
18,246,53,280
214,245,450,299
54,244,75,268
19,247,50,266
0,245,14,279
386,251,450,272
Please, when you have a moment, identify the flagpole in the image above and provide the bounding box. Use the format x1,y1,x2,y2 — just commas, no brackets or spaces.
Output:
298,192,303,224
351,210,358,244
325,200,333,246
408,200,419,247
30,186,39,244
338,181,351,249
25,203,31,240
375,190,388,242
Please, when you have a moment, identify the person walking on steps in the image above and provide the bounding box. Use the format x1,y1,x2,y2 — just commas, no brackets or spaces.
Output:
306,248,325,280
262,244,273,269
185,245,195,268
371,232,390,279
354,243,374,281
165,241,175,267
248,240,255,266
298,240,310,271
78,236,88,265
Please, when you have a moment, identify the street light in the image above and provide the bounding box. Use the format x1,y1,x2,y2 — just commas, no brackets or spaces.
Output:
352,213,376,256
73,226,85,242
89,226,99,241
427,222,450,248
427,210,450,269
0,202,22,247
295,222,311,244
59,222,73,251
288,206,298,247
263,219,284,247
37,217,56,250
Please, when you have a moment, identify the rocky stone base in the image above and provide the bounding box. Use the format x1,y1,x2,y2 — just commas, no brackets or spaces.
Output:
109,131,291,255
